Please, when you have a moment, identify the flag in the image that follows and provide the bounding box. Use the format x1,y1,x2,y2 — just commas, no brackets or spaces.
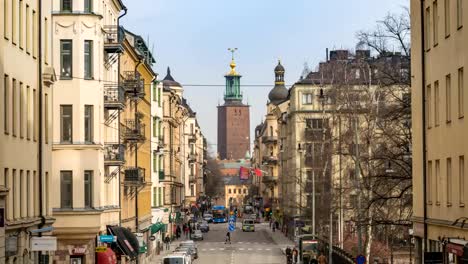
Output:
254,168,262,177
239,166,250,180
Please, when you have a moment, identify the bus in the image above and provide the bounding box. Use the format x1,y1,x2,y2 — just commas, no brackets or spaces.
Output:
212,205,227,223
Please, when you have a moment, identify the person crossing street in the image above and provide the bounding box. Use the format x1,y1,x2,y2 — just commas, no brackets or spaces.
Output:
225,231,231,244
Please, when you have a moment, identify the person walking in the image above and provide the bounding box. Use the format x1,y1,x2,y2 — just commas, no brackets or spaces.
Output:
285,247,292,264
176,226,181,239
292,247,298,264
225,231,231,244
164,235,171,250
317,251,327,264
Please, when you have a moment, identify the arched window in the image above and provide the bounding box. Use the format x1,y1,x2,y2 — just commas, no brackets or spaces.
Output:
228,188,231,194
270,126,273,136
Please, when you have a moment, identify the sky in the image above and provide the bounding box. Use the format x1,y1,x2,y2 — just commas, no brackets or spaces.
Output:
121,0,409,154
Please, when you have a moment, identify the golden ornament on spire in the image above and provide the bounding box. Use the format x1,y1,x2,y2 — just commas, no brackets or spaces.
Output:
227,48,239,75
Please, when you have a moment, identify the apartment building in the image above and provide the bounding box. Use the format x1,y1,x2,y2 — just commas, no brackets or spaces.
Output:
1,0,55,262
411,0,468,262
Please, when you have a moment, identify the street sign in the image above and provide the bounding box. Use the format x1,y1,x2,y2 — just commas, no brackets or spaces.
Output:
96,246,107,253
228,224,235,232
31,237,57,251
356,254,366,264
99,235,116,243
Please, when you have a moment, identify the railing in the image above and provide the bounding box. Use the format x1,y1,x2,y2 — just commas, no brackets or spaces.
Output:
103,25,124,53
188,152,197,162
122,71,144,97
262,155,278,164
124,167,145,185
104,143,125,164
104,84,125,109
262,135,278,143
121,120,145,141
188,134,197,143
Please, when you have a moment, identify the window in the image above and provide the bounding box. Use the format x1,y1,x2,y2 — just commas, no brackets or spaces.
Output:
435,159,440,205
26,85,30,139
45,93,48,144
427,84,432,127
60,171,73,208
84,40,93,79
458,67,464,118
26,170,30,217
12,79,16,136
20,170,24,217
190,123,194,134
33,88,37,141
228,189,231,194
19,82,23,137
447,158,452,206
425,7,431,50
270,126,273,136
233,189,236,194
4,75,9,134
152,116,157,138
302,93,313,105
428,161,433,204
158,87,161,107
4,169,10,219
435,81,440,126
152,84,157,102
446,74,451,122
32,10,36,58
445,0,450,37
60,40,72,79
60,105,72,143
433,0,438,46
159,187,163,206
84,170,93,208
190,185,194,197
19,0,23,48
12,0,17,44
44,18,48,63
243,189,247,194
457,0,463,29
61,0,72,12
4,0,9,39
460,156,465,206
26,4,29,52
84,0,92,12
306,118,323,129
153,151,157,173
84,105,93,143
153,187,157,207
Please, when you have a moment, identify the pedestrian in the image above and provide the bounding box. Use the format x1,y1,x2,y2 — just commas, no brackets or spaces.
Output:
184,225,189,239
292,247,298,264
164,235,171,250
275,221,279,230
269,218,273,229
176,226,181,239
225,231,231,244
317,251,327,264
285,247,292,264
272,223,276,232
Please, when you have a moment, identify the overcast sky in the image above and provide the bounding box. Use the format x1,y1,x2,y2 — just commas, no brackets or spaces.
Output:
121,0,409,154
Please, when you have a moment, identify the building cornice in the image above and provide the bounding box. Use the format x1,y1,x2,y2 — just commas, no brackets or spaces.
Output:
52,11,103,19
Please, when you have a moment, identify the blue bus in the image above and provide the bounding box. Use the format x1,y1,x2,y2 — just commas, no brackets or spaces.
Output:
212,205,227,223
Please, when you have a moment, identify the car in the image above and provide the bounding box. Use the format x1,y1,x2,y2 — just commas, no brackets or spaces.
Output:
203,213,213,223
162,253,192,264
199,221,209,232
176,245,198,259
242,219,255,232
249,213,260,223
192,230,203,241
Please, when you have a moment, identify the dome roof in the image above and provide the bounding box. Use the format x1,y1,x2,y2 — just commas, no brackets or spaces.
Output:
274,61,285,72
268,61,288,105
162,67,181,87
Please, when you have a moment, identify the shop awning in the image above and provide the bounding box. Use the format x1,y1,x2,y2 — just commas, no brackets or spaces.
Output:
97,248,117,264
150,222,165,235
107,226,139,260
447,243,464,256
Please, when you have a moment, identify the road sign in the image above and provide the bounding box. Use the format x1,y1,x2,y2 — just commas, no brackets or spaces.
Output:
228,224,235,232
356,254,366,264
96,246,107,253
99,235,116,243
31,237,57,251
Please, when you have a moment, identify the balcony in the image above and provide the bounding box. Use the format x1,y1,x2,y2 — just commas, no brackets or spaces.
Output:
189,174,196,183
121,120,145,142
188,152,197,163
104,84,125,109
262,155,278,165
305,128,324,142
188,134,197,143
124,167,145,186
158,136,165,149
103,25,124,53
104,144,125,165
122,71,145,98
262,175,278,184
262,135,278,144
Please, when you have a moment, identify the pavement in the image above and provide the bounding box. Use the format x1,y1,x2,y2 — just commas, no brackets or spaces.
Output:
150,219,295,264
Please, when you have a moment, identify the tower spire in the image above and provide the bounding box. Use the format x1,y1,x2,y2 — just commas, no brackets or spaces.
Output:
224,48,242,102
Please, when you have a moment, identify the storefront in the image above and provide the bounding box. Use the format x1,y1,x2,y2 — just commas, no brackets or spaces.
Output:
445,239,468,264
107,226,139,263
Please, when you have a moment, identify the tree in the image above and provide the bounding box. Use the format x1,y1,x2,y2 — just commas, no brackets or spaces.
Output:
204,155,224,197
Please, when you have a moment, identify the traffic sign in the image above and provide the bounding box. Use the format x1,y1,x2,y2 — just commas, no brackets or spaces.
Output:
356,254,366,264
99,235,116,243
96,246,107,253
228,224,235,232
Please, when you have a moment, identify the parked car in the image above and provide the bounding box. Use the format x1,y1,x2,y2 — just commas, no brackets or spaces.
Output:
192,230,203,241
203,213,213,223
176,245,198,259
162,253,191,264
199,221,209,232
242,219,255,232
174,247,195,261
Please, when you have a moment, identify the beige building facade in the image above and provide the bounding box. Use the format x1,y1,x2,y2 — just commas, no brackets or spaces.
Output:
1,0,56,262
411,0,468,262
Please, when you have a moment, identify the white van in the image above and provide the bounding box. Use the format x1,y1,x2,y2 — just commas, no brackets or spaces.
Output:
162,253,192,264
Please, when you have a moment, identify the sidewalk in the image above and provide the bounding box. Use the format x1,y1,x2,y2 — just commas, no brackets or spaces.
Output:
261,223,295,255
148,238,185,263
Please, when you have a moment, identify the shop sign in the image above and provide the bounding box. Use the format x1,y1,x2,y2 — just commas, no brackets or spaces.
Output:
99,235,116,243
31,237,57,251
71,246,87,255
95,246,108,253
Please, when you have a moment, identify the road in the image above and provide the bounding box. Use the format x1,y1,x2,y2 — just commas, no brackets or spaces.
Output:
194,220,287,264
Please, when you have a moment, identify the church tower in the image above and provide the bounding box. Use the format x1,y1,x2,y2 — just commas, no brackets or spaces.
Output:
217,49,250,160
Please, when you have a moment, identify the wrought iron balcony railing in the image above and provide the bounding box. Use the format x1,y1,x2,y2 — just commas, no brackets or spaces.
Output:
103,25,124,53
104,143,125,164
124,167,145,186
121,120,145,141
104,84,125,109
262,155,278,164
122,71,145,97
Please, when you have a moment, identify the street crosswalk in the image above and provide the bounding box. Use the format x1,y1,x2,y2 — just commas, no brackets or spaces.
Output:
199,247,276,252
